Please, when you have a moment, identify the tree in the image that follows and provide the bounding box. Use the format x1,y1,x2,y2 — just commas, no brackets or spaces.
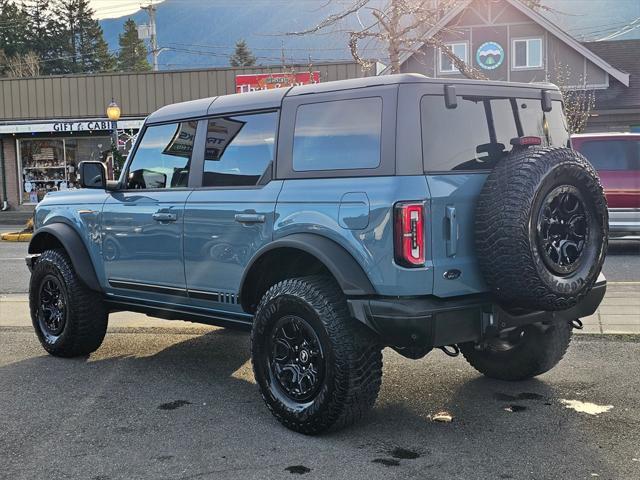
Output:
54,0,115,73
0,50,41,77
0,0,30,58
117,18,151,72
553,63,596,134
288,0,554,79
229,39,256,67
22,0,64,74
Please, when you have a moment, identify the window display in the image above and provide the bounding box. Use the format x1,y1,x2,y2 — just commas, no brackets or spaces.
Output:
20,139,66,204
20,137,111,204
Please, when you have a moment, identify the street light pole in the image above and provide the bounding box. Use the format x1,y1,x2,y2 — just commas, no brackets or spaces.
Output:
106,99,121,178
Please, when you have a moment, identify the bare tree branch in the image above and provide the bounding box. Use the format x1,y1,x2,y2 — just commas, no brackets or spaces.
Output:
287,0,372,36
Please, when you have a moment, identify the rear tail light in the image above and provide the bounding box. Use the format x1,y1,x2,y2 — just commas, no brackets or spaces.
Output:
394,201,425,267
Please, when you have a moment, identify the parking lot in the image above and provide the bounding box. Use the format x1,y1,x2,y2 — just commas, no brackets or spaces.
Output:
1,235,639,479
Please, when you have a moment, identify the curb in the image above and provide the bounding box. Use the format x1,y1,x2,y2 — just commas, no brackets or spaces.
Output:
0,231,32,242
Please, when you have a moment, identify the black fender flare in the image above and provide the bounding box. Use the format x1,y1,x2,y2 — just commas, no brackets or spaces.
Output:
239,233,376,308
29,223,102,292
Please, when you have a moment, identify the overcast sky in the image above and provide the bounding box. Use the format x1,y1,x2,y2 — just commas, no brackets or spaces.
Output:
91,0,165,19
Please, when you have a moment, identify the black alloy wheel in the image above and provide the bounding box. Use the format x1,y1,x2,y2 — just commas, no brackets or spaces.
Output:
37,274,68,343
268,315,325,405
29,249,108,357
537,185,589,276
251,276,383,434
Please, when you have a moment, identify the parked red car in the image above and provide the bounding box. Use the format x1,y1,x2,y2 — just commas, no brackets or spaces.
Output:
572,133,640,237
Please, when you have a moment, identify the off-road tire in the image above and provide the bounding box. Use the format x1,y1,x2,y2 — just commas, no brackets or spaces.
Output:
29,249,108,357
460,321,573,381
475,147,608,311
251,276,382,435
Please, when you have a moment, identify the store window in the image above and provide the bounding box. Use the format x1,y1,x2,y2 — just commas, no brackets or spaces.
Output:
19,137,111,204
512,38,543,69
440,42,468,73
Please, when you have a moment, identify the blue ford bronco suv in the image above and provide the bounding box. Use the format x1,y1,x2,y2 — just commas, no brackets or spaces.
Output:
27,74,608,434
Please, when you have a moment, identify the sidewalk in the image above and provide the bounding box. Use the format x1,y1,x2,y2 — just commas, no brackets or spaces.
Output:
580,282,640,334
1,282,638,334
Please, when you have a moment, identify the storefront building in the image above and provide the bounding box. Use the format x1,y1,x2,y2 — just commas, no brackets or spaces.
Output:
0,61,369,213
2,120,142,205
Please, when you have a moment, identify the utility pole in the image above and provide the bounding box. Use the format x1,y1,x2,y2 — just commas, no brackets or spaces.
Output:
141,2,159,71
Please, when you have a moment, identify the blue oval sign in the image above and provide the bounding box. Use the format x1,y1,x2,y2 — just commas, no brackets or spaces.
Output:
476,41,504,70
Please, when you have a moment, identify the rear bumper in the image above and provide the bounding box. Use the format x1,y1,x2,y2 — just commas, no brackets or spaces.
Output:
609,208,640,236
347,273,607,348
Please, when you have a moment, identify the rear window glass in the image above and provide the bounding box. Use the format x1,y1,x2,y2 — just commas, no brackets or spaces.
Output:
421,96,568,171
577,140,639,171
292,97,382,172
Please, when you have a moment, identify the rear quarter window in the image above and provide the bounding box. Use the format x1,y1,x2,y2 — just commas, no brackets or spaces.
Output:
292,97,382,172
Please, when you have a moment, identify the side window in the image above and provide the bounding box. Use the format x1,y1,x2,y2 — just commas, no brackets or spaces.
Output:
578,140,633,171
292,97,382,172
202,112,277,187
126,121,195,189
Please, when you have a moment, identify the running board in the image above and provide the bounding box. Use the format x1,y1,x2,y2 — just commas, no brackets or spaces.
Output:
105,297,253,331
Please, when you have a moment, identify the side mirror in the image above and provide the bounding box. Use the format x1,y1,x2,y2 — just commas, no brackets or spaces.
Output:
79,161,107,189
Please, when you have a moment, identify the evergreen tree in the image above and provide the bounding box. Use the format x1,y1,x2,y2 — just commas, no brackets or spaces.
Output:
117,19,151,72
229,39,256,67
22,0,63,74
55,0,115,73
0,1,30,58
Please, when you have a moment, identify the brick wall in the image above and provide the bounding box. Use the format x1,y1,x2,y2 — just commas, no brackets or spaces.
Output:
0,137,20,208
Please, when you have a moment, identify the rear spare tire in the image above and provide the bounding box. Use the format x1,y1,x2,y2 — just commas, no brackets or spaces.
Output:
475,147,607,311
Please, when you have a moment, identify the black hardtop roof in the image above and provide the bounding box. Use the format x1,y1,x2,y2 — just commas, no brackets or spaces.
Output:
146,73,559,124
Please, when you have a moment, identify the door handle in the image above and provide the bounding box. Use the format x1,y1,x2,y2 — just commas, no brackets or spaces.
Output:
234,213,265,224
152,211,177,222
445,206,458,257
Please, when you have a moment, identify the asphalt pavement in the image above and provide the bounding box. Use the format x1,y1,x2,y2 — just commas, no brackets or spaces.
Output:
1,327,639,480
1,232,640,479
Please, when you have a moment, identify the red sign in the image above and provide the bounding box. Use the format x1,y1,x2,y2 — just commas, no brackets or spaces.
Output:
235,71,320,94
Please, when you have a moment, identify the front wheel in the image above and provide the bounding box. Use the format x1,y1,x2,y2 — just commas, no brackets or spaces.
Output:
251,276,382,435
459,321,573,381
29,249,108,357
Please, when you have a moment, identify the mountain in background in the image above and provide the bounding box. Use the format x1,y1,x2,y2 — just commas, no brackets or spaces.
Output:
100,0,384,69
99,0,640,70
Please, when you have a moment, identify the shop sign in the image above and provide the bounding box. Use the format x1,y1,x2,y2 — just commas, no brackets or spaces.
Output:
235,72,320,94
476,41,504,70
0,119,144,135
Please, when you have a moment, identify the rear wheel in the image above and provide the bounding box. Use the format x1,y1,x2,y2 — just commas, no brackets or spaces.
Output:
29,249,108,357
251,276,382,434
459,321,572,381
